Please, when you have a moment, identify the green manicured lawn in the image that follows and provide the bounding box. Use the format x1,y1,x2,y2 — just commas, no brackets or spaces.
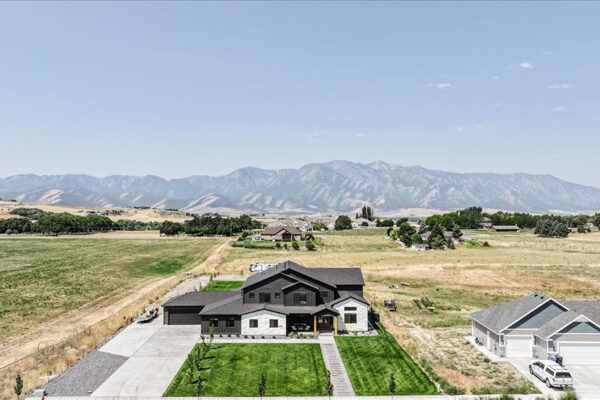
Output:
335,325,438,395
202,280,244,291
164,343,329,396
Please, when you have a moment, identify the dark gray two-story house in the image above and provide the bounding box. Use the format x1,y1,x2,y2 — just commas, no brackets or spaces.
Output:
162,261,370,336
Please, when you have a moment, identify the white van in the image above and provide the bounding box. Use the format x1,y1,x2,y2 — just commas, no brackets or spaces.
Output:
529,360,573,389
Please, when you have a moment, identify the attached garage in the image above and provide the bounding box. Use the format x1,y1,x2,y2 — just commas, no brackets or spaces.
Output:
163,291,238,326
558,342,600,365
505,336,533,358
165,306,203,325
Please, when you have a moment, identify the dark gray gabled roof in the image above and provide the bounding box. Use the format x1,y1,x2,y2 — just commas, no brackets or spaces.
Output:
281,279,319,292
330,291,370,307
562,300,600,325
242,260,364,290
163,291,238,307
469,293,558,333
311,304,339,315
199,293,243,315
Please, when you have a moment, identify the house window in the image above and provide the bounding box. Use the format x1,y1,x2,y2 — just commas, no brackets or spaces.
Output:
293,292,308,305
269,319,279,328
344,313,357,324
259,292,271,303
249,319,258,328
226,319,235,328
249,293,255,298
274,292,281,298
320,291,329,299
499,334,505,345
209,319,219,327
344,306,357,311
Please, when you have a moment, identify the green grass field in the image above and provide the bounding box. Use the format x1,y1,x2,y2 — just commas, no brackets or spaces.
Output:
335,325,437,395
0,237,224,347
164,343,328,396
202,280,244,291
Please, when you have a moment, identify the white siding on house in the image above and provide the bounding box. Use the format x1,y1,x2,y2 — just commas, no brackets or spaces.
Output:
333,298,368,332
241,310,286,336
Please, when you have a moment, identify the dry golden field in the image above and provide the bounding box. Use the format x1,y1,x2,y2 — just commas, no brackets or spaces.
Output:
218,229,600,394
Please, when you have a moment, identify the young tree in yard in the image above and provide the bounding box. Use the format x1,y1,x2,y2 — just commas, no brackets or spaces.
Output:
334,215,352,230
410,232,422,245
427,224,446,249
325,370,334,397
14,374,23,399
389,373,396,397
258,372,266,398
185,356,195,383
195,376,203,394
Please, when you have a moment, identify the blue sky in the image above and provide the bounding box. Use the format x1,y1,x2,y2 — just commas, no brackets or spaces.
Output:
1,2,599,186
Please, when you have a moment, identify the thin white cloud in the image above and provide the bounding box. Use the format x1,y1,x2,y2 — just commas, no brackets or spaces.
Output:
427,82,453,89
541,51,554,55
519,62,533,69
472,122,494,129
304,131,327,143
492,76,500,80
455,126,464,132
495,103,503,107
355,133,365,138
553,105,566,113
549,83,575,89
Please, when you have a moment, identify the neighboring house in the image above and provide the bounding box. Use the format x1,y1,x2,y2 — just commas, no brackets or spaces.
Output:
352,218,377,229
470,293,600,365
163,260,371,336
480,217,493,230
421,231,458,243
410,243,430,251
489,225,520,232
261,226,302,241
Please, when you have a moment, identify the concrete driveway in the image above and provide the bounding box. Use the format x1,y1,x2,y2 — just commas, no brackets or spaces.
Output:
569,366,600,400
509,358,600,400
92,318,200,396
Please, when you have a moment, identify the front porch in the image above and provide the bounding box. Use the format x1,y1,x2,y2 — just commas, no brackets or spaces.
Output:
287,311,340,336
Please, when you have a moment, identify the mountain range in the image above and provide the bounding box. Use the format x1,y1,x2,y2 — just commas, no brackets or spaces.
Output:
1,161,599,215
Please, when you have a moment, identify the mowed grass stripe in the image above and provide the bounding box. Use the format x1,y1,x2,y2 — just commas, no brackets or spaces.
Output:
164,343,328,396
335,325,437,395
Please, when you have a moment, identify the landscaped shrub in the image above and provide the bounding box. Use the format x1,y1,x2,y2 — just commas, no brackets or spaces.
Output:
306,241,316,251
292,242,300,250
559,391,579,400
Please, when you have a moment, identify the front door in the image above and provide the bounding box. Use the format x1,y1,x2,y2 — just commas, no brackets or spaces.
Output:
317,316,332,331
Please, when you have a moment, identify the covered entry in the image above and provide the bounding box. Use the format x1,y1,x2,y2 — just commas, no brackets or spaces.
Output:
312,308,339,335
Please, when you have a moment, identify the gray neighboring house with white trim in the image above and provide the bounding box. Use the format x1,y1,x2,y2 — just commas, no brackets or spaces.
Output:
470,293,600,365
163,261,371,336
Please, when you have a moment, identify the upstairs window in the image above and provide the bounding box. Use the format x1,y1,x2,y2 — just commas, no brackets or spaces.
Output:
259,292,271,303
249,319,258,328
269,319,278,328
226,319,235,328
320,291,329,299
344,306,357,311
274,292,281,298
248,293,255,298
293,292,308,305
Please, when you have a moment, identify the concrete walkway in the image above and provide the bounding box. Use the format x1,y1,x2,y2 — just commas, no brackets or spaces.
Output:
318,335,355,396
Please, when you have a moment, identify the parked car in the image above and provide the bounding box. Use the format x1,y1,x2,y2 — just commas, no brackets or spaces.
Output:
529,360,573,389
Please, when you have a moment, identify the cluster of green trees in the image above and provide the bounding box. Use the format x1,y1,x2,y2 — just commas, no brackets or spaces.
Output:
160,214,262,236
535,218,570,238
334,215,353,230
375,219,395,227
425,206,600,236
113,219,162,231
388,218,461,250
33,214,115,235
355,205,374,221
9,207,54,220
0,217,32,234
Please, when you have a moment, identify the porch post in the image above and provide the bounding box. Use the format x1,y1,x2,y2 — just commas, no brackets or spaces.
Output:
314,316,317,335
334,316,338,335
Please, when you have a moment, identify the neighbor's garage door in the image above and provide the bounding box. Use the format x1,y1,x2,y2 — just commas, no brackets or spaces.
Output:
559,342,600,365
166,307,202,325
505,336,533,358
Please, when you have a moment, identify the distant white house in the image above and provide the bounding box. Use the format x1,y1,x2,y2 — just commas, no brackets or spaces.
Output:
352,218,377,229
410,243,430,251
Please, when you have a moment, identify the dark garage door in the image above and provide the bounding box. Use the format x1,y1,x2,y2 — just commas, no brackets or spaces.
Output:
166,307,203,325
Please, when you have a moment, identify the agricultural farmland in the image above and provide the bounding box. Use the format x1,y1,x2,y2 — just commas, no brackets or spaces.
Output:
0,237,226,366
